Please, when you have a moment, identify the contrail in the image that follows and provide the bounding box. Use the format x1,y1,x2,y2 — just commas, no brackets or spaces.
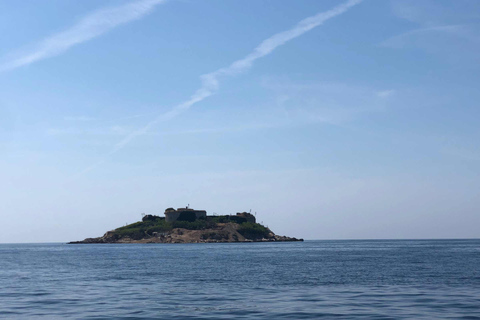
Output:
0,0,165,72
76,0,362,176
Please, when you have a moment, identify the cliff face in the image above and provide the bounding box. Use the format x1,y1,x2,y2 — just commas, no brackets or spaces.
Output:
69,222,303,244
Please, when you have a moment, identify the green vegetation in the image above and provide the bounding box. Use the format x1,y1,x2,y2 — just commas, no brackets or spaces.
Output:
112,215,269,240
237,222,270,239
114,217,216,239
115,217,172,240
210,215,247,224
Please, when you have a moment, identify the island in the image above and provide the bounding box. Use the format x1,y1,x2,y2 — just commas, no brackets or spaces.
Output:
69,207,303,244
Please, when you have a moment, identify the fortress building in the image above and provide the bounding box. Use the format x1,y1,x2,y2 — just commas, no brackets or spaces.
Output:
164,207,207,222
162,206,256,224
236,212,256,223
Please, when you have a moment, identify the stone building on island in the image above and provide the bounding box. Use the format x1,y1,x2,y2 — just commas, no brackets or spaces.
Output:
162,206,256,224
235,211,256,223
164,207,207,222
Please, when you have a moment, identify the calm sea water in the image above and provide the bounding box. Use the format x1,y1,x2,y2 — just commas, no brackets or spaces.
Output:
1,240,479,319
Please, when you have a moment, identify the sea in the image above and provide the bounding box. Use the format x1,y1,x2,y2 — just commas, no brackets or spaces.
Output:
0,240,479,319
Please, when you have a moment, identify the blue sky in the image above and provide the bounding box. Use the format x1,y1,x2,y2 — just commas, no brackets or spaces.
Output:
1,0,479,242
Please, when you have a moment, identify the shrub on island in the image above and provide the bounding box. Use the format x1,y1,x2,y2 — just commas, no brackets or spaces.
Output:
237,222,269,239
112,215,269,240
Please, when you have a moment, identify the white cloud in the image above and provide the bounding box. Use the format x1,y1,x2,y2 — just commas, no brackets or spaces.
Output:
380,25,468,49
383,1,480,60
0,0,165,72
73,0,363,177
390,0,480,27
111,0,363,153
262,79,394,125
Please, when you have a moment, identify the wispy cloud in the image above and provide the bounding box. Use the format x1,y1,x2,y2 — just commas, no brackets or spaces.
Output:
380,23,480,65
74,0,362,177
383,1,480,57
390,0,480,27
261,78,394,126
380,25,468,48
0,0,165,72
114,0,362,151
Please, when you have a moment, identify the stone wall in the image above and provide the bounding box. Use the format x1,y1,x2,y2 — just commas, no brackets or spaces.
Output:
164,209,207,222
236,212,256,223
165,211,181,222
194,210,207,219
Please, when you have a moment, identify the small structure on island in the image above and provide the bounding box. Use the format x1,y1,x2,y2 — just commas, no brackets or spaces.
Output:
236,212,256,223
163,206,256,223
164,206,207,222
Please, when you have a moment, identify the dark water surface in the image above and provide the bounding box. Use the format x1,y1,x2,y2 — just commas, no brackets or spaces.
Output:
1,240,479,319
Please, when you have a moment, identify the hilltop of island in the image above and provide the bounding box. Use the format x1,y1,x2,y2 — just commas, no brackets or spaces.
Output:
69,206,303,244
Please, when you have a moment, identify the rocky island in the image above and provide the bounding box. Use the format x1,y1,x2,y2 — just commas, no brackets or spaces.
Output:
69,207,303,244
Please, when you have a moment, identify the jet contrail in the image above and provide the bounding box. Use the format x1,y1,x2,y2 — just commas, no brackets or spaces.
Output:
0,0,165,72
76,0,362,177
